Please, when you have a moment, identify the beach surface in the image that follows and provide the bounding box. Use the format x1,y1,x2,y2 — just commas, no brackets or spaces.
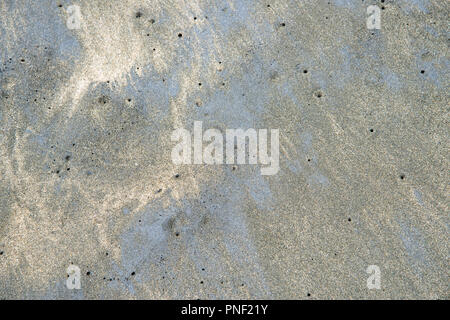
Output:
0,0,448,299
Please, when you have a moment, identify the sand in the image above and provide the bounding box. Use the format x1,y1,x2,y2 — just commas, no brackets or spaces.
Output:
0,0,448,299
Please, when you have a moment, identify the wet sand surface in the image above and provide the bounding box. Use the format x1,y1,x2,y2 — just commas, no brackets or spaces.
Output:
0,0,448,299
